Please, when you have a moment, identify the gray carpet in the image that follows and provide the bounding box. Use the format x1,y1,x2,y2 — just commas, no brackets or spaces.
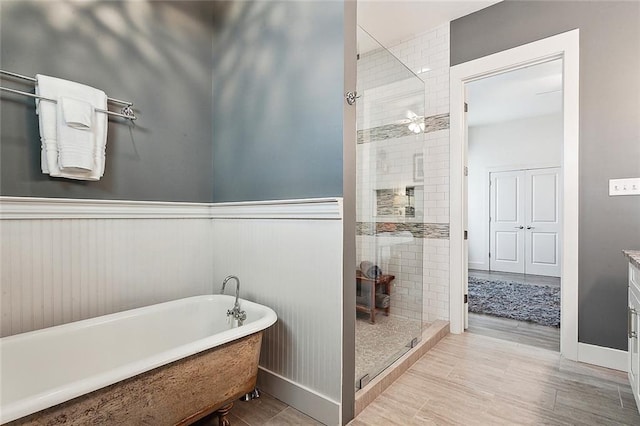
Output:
468,277,560,327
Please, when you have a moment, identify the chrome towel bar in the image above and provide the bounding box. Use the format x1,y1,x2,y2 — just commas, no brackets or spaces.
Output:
0,69,136,120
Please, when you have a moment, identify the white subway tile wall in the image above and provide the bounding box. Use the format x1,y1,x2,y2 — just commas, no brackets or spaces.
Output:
423,238,450,322
356,23,450,324
357,235,424,321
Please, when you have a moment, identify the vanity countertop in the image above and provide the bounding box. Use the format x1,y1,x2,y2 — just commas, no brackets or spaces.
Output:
623,250,640,269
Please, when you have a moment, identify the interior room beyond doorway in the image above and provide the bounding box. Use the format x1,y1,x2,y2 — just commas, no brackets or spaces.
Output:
466,59,563,351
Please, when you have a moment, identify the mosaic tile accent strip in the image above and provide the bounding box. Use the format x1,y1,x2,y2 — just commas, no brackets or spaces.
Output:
357,122,415,144
375,189,395,216
356,222,449,239
423,113,449,133
357,113,450,144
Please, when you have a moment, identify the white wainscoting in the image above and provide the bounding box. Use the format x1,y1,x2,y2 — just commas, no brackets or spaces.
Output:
0,196,344,425
210,206,343,426
0,203,214,337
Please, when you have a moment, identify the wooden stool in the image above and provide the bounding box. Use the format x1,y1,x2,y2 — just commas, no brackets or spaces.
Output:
356,272,394,324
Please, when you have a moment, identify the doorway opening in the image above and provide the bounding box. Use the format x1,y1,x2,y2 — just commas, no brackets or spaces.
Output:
465,60,563,351
449,29,580,361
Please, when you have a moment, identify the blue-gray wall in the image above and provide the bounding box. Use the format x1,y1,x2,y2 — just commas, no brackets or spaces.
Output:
211,1,345,202
451,1,640,350
1,1,346,203
0,1,215,202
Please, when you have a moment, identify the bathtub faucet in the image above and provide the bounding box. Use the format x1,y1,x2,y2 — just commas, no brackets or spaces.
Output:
221,275,246,326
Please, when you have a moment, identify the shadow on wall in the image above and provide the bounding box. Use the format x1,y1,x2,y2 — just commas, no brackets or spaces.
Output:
0,0,216,201
211,1,344,202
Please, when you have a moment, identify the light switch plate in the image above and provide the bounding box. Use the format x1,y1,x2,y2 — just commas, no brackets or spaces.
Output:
609,178,640,196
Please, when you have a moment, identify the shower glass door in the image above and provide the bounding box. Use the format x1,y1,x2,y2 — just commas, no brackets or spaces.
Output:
355,26,425,390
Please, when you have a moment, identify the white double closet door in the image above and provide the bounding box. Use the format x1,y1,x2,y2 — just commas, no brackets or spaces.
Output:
489,167,562,277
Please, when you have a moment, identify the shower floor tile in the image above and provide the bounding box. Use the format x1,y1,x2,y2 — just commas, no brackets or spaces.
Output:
355,313,426,387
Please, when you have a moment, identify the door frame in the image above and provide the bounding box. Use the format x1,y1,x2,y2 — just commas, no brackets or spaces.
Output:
449,29,579,361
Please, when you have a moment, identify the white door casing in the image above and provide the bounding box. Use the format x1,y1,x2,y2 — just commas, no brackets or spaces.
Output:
525,168,562,277
489,168,562,277
449,29,579,362
463,101,469,329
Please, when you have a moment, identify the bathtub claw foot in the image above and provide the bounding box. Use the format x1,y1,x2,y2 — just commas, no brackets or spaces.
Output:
240,388,260,401
216,402,234,426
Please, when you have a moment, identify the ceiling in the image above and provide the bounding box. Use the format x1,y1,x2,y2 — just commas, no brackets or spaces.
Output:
357,1,561,127
466,59,563,127
357,0,500,49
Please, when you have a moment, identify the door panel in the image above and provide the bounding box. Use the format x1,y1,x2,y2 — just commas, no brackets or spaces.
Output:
525,168,562,277
531,173,559,222
496,177,519,222
490,171,525,274
531,233,557,264
495,232,519,262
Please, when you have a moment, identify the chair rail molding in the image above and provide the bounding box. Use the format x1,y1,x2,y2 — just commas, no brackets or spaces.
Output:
0,196,343,220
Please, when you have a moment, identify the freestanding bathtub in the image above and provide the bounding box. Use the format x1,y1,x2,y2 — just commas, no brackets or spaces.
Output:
0,295,277,425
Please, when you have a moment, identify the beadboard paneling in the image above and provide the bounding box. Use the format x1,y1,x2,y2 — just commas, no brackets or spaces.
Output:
0,218,214,337
0,196,345,419
211,218,343,403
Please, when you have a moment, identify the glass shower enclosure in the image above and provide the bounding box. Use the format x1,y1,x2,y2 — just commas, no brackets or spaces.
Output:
355,26,425,390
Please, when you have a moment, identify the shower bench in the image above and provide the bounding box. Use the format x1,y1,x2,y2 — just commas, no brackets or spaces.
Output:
356,271,395,324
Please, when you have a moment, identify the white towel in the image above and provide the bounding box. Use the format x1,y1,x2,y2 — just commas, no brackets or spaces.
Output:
58,97,94,171
36,75,108,180
61,97,92,129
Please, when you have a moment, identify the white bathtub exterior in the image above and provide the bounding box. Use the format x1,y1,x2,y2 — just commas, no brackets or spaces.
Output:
0,295,277,424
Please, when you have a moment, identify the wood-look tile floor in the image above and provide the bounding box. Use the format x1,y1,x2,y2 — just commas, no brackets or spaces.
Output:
350,332,640,425
468,312,560,352
193,392,322,426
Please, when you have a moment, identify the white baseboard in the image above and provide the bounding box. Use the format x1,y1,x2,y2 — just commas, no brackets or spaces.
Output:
468,261,488,271
577,342,627,372
257,367,340,426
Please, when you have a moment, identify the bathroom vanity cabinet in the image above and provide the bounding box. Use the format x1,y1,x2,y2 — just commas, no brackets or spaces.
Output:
625,250,640,412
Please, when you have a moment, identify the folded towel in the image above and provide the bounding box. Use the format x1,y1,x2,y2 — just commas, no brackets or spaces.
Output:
375,294,390,309
35,83,56,175
360,261,382,280
355,294,390,310
356,295,369,307
36,75,108,180
61,97,92,129
58,97,94,171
